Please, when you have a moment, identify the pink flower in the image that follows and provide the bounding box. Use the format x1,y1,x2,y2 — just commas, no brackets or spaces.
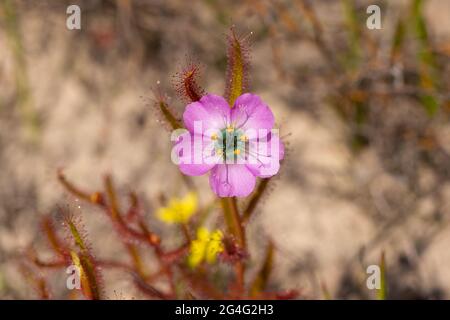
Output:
176,93,284,198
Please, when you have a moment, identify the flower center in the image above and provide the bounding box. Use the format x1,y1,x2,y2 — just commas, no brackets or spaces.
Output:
214,126,247,162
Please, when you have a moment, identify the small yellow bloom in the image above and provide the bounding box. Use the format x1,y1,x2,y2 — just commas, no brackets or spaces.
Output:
188,227,224,268
157,192,197,224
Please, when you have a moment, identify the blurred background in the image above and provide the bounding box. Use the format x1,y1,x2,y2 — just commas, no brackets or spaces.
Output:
0,0,449,299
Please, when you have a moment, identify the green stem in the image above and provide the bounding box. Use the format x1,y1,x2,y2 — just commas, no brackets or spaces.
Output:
221,197,245,248
221,197,246,295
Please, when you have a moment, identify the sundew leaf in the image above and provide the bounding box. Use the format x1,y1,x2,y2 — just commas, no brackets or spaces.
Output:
420,94,439,116
411,0,440,116
41,215,67,258
377,251,387,300
19,262,51,299
66,216,88,255
225,27,250,106
125,243,146,278
174,62,205,102
65,216,103,300
57,169,104,205
390,19,406,64
103,175,160,245
158,100,183,129
321,282,332,300
250,240,274,297
243,178,271,224
70,251,102,300
1,0,39,139
151,85,182,130
341,0,362,70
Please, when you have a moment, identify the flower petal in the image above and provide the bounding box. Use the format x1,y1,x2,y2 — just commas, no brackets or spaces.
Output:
179,162,215,176
209,164,256,197
176,131,220,176
246,133,284,178
231,93,274,131
188,239,206,268
183,94,231,133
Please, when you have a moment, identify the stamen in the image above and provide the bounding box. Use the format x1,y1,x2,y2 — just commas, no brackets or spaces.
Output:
226,125,234,133
234,149,241,155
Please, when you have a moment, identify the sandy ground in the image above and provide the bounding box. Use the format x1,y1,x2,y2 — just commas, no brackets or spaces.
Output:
0,0,449,299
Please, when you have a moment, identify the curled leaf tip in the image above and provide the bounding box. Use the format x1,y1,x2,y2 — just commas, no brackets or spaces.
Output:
174,62,205,102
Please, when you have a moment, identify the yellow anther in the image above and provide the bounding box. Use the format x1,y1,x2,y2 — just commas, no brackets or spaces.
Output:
240,135,247,142
226,126,234,133
234,149,241,155
211,133,218,140
215,149,223,155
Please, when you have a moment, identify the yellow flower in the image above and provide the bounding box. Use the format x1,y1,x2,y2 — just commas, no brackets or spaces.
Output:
188,227,224,268
157,192,197,224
